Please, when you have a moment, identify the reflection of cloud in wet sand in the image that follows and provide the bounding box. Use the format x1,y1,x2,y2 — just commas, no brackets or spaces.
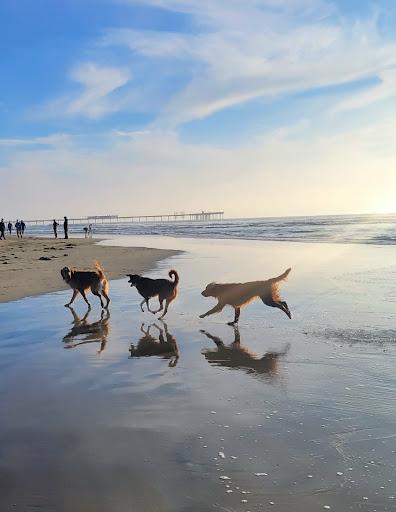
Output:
63,306,110,354
201,327,290,381
129,321,179,367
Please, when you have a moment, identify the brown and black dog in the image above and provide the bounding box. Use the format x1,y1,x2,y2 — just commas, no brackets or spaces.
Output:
200,268,291,325
127,270,179,319
61,261,110,309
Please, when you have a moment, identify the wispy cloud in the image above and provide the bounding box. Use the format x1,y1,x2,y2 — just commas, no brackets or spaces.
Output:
2,115,395,218
104,0,396,125
0,133,69,147
42,62,131,119
334,69,396,113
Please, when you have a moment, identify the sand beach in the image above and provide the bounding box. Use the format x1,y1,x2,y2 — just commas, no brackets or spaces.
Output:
0,236,178,303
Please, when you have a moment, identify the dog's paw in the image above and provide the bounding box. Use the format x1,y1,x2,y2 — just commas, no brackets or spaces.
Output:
199,314,206,319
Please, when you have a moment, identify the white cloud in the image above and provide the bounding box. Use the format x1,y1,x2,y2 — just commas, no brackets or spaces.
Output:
2,115,395,219
334,69,396,113
105,0,396,124
0,133,69,147
42,62,131,119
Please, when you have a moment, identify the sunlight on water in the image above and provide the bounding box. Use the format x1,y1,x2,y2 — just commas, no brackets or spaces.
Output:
27,213,396,245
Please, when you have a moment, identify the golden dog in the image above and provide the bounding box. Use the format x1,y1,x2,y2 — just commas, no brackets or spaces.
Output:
200,268,291,325
61,261,110,309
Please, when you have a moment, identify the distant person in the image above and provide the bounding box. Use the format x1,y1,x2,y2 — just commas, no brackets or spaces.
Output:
53,219,59,238
15,220,21,238
20,220,26,237
88,224,93,237
64,216,68,239
7,221,12,236
83,226,88,238
0,219,5,240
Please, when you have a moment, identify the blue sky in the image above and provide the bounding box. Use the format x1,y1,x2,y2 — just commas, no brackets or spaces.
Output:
1,0,396,218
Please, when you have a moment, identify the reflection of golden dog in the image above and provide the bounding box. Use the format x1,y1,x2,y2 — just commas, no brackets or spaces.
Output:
61,261,110,309
201,327,290,379
129,322,179,367
63,306,110,354
200,268,291,325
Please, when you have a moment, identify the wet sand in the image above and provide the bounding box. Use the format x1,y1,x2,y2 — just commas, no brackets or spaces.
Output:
0,236,178,303
0,236,395,511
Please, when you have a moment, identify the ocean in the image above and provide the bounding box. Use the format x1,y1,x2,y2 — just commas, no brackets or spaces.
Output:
26,213,396,245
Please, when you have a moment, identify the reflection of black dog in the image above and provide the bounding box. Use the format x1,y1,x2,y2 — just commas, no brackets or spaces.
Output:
127,270,179,318
63,306,110,354
201,326,290,380
129,322,179,367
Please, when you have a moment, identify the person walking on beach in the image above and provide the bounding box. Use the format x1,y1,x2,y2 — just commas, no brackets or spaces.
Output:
21,220,26,236
0,219,6,240
15,220,20,238
53,219,59,238
64,216,69,239
7,221,12,236
83,226,88,238
88,223,93,237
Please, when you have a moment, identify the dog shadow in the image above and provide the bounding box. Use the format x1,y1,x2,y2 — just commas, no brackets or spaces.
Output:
201,326,290,381
63,306,110,354
129,321,179,367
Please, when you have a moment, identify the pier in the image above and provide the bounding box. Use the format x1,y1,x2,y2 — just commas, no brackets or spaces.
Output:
25,211,224,226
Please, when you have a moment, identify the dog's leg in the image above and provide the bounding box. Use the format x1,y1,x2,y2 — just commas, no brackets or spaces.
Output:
231,325,241,346
200,330,224,348
158,294,176,319
140,300,146,312
92,290,104,308
199,302,224,319
261,297,291,319
152,298,164,315
227,307,241,326
80,289,91,308
146,298,155,313
158,299,170,319
65,289,78,307
280,301,292,319
102,291,110,308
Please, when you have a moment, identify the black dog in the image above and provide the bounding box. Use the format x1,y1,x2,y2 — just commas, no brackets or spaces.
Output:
127,270,179,319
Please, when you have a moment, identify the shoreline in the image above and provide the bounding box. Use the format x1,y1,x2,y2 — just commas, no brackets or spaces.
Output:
0,236,179,304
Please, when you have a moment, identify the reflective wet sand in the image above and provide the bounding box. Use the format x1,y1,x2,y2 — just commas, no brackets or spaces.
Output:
0,236,395,511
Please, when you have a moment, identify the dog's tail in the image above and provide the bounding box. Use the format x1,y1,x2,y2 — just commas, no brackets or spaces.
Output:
270,267,291,284
95,261,109,294
168,269,179,285
95,261,107,281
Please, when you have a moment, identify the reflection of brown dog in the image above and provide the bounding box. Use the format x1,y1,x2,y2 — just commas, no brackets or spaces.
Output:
201,327,290,379
61,261,110,309
129,322,179,367
200,268,291,325
63,306,110,354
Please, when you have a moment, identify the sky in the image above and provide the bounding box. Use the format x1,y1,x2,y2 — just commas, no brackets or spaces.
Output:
1,0,396,219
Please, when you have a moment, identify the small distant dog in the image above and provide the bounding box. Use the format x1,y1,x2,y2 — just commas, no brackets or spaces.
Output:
127,270,179,319
200,268,291,325
60,261,110,309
